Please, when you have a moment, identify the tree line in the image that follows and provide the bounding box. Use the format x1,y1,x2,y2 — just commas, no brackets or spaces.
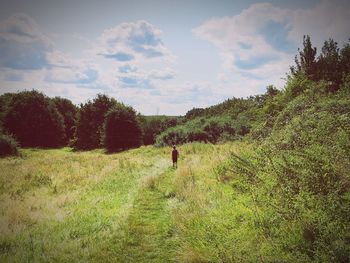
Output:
0,91,178,156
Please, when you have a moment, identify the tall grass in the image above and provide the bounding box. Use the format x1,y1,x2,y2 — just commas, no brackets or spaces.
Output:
1,138,348,262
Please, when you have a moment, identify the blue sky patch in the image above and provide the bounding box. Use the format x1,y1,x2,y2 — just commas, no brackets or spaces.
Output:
238,42,252,50
259,20,296,53
0,38,49,70
235,54,279,70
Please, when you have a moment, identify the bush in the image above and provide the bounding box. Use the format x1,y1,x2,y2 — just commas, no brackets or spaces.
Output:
52,97,78,144
3,90,65,148
0,133,19,157
139,115,179,145
226,86,350,261
75,94,118,150
103,105,143,152
155,126,187,146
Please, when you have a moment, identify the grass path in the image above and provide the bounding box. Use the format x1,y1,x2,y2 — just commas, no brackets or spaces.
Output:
111,159,178,262
0,143,241,262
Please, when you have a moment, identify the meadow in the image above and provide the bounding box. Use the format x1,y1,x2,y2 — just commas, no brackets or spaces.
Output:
0,142,261,262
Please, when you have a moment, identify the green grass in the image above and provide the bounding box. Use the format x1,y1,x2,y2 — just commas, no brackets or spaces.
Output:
1,140,348,262
0,143,244,262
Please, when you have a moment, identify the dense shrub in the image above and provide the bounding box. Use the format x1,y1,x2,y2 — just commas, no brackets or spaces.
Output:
3,90,65,147
0,133,18,157
226,87,350,261
52,97,78,144
74,94,118,150
103,105,143,152
139,115,179,145
155,117,241,146
0,93,16,129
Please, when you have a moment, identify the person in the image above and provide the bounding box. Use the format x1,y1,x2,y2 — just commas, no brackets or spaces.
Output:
172,145,179,168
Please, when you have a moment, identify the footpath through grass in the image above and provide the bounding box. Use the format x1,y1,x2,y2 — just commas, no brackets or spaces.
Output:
0,142,253,262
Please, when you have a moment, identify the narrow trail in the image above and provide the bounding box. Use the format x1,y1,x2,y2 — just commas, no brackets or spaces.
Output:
115,158,178,263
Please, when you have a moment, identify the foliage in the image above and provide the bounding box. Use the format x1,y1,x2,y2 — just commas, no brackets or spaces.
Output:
139,115,179,145
291,35,350,92
3,90,65,147
103,105,143,152
155,116,243,146
74,94,118,150
52,97,78,144
0,133,18,157
224,81,350,261
291,35,318,80
0,93,17,129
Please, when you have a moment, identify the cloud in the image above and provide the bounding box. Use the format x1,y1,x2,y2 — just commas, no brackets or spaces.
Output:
116,66,175,89
149,68,176,80
0,13,52,70
193,0,350,86
97,20,172,62
45,67,98,84
235,53,279,70
44,50,100,87
1,70,24,81
103,52,134,61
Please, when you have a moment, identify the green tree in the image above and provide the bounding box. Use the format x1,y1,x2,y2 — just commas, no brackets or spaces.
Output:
139,115,179,145
103,105,142,152
75,94,118,150
52,97,78,144
0,133,18,157
318,38,341,90
291,35,318,80
3,90,65,147
0,93,16,129
340,41,350,77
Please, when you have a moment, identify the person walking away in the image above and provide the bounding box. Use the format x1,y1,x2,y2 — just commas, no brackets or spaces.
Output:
172,145,179,168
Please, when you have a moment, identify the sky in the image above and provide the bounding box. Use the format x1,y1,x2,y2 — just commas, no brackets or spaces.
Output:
0,0,349,115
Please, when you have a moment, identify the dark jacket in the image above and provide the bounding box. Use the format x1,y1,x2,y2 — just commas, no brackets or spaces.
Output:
172,149,179,161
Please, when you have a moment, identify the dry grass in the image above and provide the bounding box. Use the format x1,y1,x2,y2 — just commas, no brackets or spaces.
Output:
0,142,251,262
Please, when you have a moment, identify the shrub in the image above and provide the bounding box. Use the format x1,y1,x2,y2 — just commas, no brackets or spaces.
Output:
3,90,65,148
103,105,143,152
75,94,118,150
155,126,187,147
0,133,18,157
52,97,78,144
139,116,179,145
226,86,350,261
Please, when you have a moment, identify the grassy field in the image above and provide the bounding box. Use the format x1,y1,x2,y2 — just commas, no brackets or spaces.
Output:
0,142,260,262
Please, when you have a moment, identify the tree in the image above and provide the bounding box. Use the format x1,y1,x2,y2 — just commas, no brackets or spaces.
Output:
265,85,279,98
139,116,179,145
52,97,78,144
0,133,18,157
74,94,118,150
318,39,341,90
185,108,205,119
291,35,318,80
103,105,143,152
3,90,65,147
340,41,350,77
0,93,16,129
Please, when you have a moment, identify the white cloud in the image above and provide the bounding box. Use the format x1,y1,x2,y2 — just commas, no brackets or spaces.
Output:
0,13,52,70
96,20,174,63
193,0,350,90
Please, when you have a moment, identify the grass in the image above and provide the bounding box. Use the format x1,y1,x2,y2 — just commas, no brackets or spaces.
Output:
2,141,345,262
0,143,243,262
